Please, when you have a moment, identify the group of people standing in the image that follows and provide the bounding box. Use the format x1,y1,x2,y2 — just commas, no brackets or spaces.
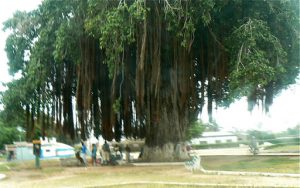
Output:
79,141,131,166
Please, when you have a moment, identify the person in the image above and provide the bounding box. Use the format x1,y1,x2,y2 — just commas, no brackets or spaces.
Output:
118,144,123,160
91,143,97,166
138,147,143,159
102,141,110,165
125,144,131,163
114,144,123,160
186,143,192,156
7,151,14,161
81,141,88,166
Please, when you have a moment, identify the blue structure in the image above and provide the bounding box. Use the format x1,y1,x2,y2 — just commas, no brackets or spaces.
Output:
5,138,75,161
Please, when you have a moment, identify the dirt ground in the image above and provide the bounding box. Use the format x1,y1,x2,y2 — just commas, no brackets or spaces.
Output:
0,164,299,188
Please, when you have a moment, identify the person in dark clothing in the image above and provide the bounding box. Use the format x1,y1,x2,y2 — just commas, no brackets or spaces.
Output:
102,141,110,164
125,145,131,162
138,147,144,159
91,144,97,166
81,141,88,166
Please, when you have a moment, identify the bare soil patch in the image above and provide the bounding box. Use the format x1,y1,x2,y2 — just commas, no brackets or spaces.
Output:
0,162,299,188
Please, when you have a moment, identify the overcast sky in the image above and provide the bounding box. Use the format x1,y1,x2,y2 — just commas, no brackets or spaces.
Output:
0,0,299,133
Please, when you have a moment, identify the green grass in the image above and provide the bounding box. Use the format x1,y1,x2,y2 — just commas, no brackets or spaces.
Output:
104,184,220,188
0,164,10,172
202,156,300,173
0,161,19,172
264,144,300,152
0,156,299,188
0,159,62,172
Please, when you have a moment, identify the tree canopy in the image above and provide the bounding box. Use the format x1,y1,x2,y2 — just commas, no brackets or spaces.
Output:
1,0,299,160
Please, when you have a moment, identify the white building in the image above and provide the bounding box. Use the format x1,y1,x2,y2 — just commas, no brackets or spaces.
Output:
190,131,238,145
40,137,75,159
5,137,75,161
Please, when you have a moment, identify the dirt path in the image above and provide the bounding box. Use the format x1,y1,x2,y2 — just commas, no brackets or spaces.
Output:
0,165,299,188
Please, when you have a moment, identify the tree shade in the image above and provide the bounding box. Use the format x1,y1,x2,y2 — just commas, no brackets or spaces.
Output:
1,0,299,161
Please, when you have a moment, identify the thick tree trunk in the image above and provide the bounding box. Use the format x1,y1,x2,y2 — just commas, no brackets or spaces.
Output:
143,142,189,162
138,1,192,161
142,106,190,161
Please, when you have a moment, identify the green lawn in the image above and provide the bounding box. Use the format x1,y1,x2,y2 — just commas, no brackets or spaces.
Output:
201,155,300,174
263,144,300,153
0,156,299,188
105,184,226,188
1,156,299,174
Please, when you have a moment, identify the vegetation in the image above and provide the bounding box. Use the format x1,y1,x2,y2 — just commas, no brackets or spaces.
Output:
0,120,22,150
185,121,205,141
202,156,300,174
0,0,299,161
0,156,299,187
264,145,299,152
247,125,300,146
277,124,300,137
247,130,275,144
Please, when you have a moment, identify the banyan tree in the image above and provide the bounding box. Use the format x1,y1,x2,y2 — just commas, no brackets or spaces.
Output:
2,0,299,161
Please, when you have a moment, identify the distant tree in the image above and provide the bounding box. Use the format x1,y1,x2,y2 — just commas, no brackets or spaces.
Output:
0,119,21,150
249,136,259,155
286,125,300,136
247,130,275,144
205,120,220,132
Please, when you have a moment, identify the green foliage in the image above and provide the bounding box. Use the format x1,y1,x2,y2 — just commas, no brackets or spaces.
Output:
186,120,205,140
86,0,146,78
247,127,300,147
54,21,80,63
268,137,300,146
247,130,275,144
0,120,23,150
3,10,38,75
0,80,28,126
163,0,196,48
228,18,287,101
112,97,121,113
1,0,299,146
286,124,300,136
204,120,220,132
198,0,215,25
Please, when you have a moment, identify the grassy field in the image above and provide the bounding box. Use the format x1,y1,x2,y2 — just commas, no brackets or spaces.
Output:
0,156,299,188
263,144,300,153
201,155,300,174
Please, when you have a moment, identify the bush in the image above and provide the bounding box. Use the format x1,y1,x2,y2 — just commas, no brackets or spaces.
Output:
0,125,20,150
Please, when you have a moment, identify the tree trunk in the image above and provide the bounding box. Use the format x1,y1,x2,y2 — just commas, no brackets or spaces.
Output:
143,142,189,162
139,2,191,161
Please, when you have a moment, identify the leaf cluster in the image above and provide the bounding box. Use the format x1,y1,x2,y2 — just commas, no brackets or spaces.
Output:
227,18,287,101
186,120,205,141
86,0,147,78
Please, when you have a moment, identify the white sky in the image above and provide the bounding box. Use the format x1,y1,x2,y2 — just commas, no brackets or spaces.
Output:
202,81,300,132
0,0,299,133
